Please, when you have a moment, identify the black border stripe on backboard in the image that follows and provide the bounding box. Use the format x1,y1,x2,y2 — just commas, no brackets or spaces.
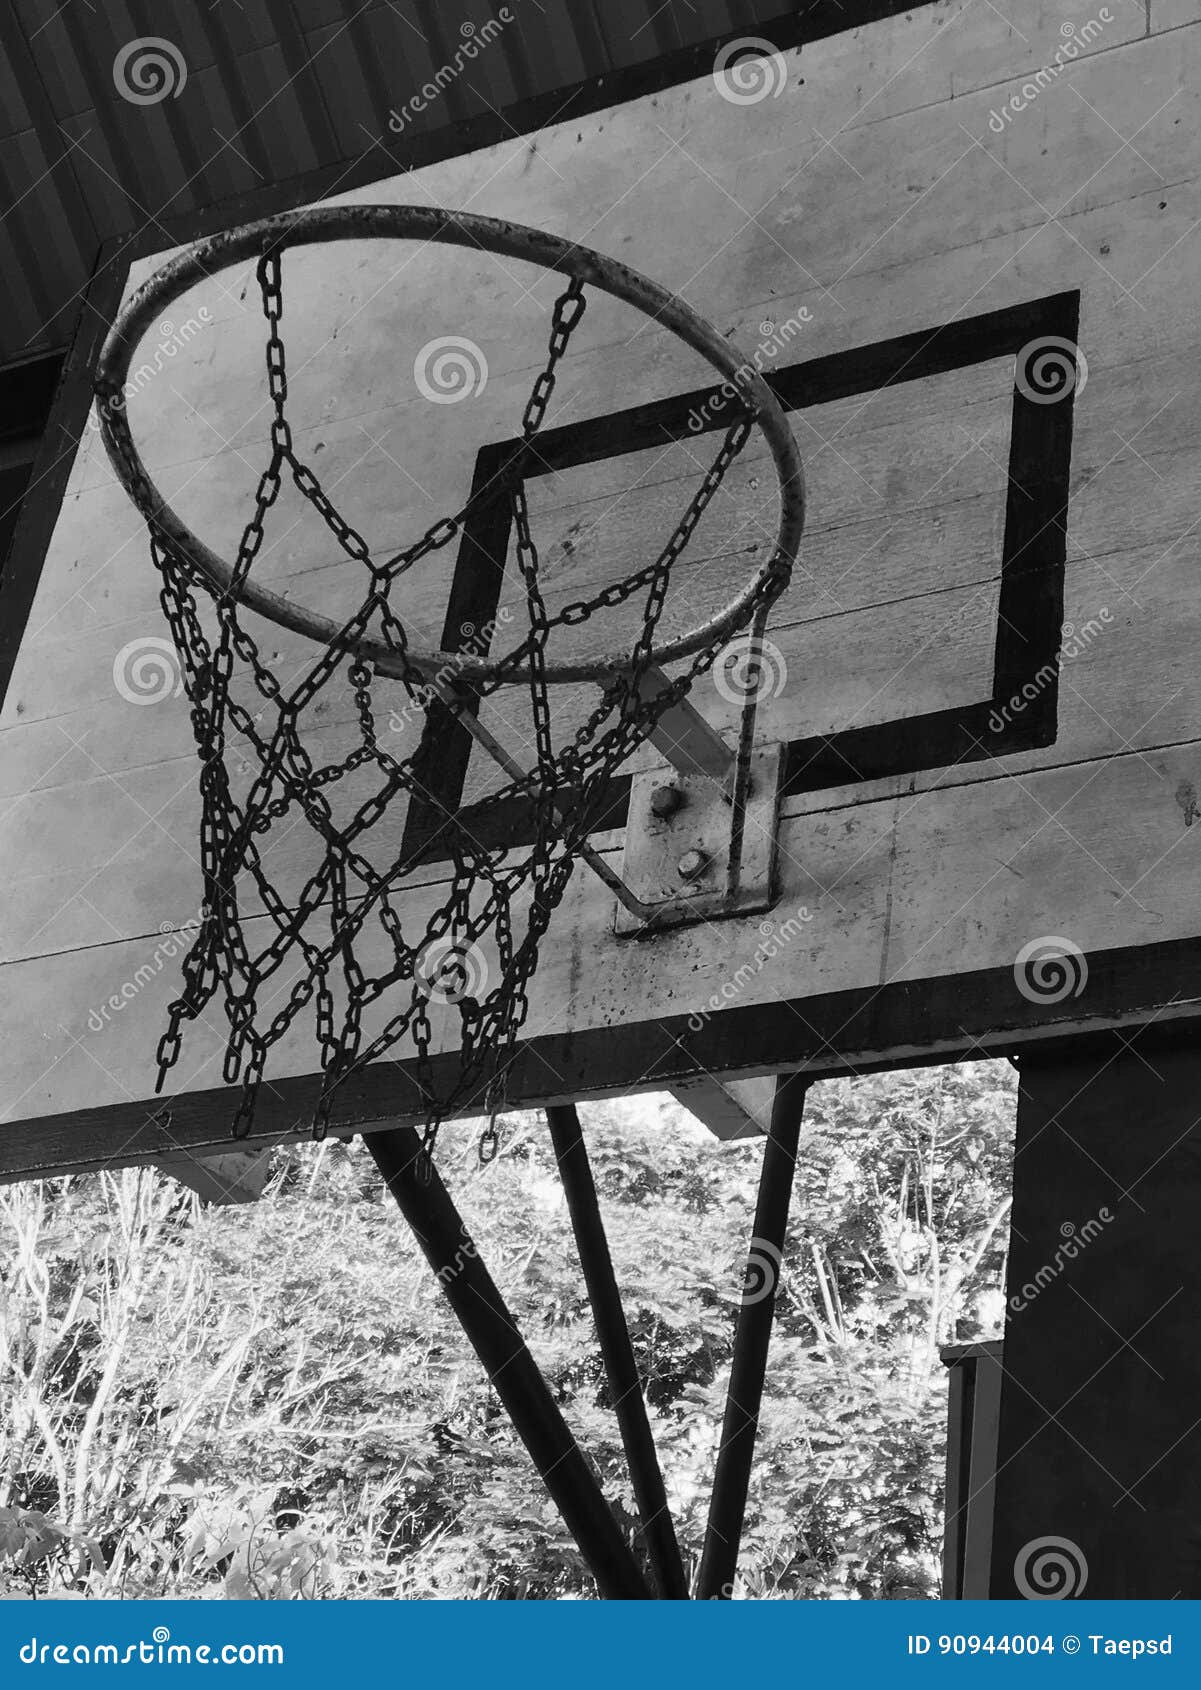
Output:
3,931,1199,1182
0,256,126,713
430,291,1078,852
400,442,518,861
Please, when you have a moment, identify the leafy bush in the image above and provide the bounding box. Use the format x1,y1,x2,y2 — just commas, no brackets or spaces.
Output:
0,1065,1014,1598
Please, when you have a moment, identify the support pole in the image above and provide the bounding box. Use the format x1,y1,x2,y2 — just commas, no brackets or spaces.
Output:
546,1103,690,1599
367,1124,652,1600
695,1071,807,1600
989,1039,1201,1597
621,663,737,788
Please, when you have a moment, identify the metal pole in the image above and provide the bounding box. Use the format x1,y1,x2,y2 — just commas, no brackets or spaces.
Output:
546,1104,690,1599
695,1072,807,1600
366,1123,653,1600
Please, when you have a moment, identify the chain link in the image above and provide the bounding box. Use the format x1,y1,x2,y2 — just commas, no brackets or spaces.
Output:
122,250,768,1162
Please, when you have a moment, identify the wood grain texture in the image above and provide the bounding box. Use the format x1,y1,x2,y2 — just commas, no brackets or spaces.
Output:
3,5,1201,1173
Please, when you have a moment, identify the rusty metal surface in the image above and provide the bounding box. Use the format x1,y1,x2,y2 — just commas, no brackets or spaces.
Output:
615,745,784,936
0,0,820,367
95,203,806,685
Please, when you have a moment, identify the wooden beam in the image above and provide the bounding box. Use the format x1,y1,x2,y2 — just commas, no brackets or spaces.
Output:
5,974,1201,1186
155,1147,272,1205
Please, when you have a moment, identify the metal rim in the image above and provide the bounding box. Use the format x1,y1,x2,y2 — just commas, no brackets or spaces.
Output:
95,205,805,685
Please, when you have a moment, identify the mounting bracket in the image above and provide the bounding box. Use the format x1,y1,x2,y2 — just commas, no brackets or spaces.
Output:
614,743,783,936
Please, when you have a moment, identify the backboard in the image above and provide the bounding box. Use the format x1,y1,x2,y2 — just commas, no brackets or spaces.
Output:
4,1,1201,1178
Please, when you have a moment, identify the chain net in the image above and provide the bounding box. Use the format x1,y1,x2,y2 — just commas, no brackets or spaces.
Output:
97,244,790,1163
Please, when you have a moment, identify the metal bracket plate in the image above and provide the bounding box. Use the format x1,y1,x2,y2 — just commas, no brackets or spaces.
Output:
614,744,784,936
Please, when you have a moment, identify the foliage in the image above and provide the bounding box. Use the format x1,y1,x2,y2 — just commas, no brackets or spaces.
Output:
0,1064,1015,1598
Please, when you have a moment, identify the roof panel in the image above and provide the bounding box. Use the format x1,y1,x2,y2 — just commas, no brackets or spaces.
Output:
0,0,887,367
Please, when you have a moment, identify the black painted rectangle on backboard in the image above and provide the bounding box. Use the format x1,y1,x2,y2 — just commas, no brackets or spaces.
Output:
407,292,1078,857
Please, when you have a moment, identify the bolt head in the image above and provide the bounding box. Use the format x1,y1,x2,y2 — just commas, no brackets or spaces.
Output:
677,848,710,882
650,783,684,819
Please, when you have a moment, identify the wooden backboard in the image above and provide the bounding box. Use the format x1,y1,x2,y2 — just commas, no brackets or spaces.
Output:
4,1,1201,1178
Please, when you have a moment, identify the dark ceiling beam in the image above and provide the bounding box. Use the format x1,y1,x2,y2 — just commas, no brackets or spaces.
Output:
270,0,342,166
124,0,235,212
0,145,64,353
55,5,168,231
0,1,932,362
205,0,286,187
0,1,98,346
338,2,403,149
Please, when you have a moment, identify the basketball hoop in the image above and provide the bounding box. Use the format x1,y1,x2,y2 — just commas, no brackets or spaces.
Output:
94,205,805,1155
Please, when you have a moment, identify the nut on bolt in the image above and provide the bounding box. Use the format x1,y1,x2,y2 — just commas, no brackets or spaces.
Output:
676,848,710,882
650,783,684,819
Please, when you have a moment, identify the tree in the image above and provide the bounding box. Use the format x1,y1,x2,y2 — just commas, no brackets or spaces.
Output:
0,1064,1015,1597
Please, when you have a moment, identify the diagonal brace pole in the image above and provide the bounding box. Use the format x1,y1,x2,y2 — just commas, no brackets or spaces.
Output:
366,1123,653,1600
546,1104,690,1599
695,1071,808,1600
430,677,662,921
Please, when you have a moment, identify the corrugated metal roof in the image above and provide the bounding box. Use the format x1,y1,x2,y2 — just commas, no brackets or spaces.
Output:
0,0,823,366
